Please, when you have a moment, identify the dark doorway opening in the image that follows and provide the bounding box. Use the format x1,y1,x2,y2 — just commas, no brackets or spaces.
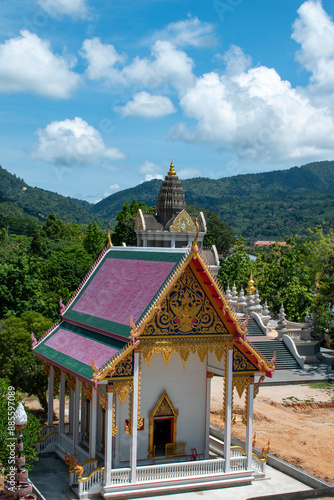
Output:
153,418,172,456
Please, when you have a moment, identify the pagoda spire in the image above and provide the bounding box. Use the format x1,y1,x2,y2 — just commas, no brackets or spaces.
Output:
156,160,186,226
168,160,176,176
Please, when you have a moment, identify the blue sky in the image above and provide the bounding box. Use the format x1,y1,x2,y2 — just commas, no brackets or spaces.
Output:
1,0,334,203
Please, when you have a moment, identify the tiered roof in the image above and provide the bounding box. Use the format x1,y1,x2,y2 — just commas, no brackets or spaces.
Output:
34,245,274,384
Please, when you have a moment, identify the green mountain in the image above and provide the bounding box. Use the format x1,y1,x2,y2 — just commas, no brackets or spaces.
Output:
1,161,333,238
0,165,100,235
93,161,334,238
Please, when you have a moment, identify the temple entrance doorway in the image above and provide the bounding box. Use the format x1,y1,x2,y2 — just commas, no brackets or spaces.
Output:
153,418,173,456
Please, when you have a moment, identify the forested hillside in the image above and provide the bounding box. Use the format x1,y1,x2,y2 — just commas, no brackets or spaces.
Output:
93,161,334,238
1,161,333,238
0,165,98,232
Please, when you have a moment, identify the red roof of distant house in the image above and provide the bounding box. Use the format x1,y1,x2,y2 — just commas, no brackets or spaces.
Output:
253,241,287,248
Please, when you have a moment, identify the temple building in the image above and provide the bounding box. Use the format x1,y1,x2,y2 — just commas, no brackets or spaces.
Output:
33,234,275,499
134,161,220,275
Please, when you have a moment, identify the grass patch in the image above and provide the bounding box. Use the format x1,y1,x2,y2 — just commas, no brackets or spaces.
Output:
282,396,301,403
304,381,334,390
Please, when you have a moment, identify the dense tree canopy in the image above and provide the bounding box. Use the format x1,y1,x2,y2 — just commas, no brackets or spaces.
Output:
0,312,53,410
0,378,40,475
111,199,153,246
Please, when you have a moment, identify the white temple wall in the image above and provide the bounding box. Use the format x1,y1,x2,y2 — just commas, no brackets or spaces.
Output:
115,394,131,465
139,351,207,460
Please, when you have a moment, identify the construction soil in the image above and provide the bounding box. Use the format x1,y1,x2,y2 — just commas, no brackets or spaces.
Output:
211,378,334,485
1,382,333,493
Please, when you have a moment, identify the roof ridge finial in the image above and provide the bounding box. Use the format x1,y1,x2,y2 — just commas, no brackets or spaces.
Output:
168,159,176,176
107,222,113,249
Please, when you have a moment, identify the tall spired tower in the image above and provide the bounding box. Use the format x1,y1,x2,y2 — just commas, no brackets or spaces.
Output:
156,161,186,226
134,161,220,274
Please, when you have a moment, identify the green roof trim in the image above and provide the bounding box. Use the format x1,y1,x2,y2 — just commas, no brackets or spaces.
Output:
36,344,94,379
64,311,132,338
104,250,185,262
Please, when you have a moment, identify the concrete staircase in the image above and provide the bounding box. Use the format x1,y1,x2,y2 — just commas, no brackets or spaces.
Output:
246,317,266,336
250,338,300,370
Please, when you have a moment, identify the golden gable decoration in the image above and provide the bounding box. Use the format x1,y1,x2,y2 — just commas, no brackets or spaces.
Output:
233,345,259,374
142,266,228,337
170,209,196,232
134,211,144,230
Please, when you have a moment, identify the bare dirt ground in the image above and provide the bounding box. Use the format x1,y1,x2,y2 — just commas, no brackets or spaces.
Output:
211,378,334,484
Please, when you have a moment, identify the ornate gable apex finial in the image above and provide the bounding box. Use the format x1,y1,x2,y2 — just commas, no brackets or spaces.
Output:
168,160,176,176
107,222,113,249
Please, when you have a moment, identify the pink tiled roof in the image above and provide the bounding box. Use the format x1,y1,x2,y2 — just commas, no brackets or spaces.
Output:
72,258,176,325
45,329,118,369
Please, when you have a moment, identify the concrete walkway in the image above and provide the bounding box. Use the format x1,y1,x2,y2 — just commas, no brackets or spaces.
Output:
29,453,314,500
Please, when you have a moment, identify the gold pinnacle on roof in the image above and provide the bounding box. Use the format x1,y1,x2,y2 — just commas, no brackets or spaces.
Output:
168,160,176,176
246,274,256,295
107,222,113,249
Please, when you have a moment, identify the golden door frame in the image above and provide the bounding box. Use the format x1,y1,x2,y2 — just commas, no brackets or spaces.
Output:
148,390,178,459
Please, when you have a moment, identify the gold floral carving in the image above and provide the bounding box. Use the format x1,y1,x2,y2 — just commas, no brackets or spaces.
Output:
124,354,143,435
233,375,250,399
116,382,129,406
254,375,265,399
233,346,258,373
170,209,196,232
98,391,107,411
221,350,228,423
66,373,76,392
53,366,61,383
83,382,92,402
149,390,178,419
142,267,228,337
140,336,232,369
99,386,118,436
242,382,249,426
114,353,133,377
207,371,214,379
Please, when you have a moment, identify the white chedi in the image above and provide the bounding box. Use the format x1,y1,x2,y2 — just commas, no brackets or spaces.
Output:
14,402,28,426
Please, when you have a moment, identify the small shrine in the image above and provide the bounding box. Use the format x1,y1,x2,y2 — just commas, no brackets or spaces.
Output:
134,161,220,274
33,233,275,498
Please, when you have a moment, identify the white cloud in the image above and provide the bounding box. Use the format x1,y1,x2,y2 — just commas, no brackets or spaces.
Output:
0,30,80,98
116,91,176,118
32,117,125,166
292,0,334,91
37,0,89,19
81,38,125,81
170,49,334,163
151,17,217,48
82,38,195,92
139,160,164,182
